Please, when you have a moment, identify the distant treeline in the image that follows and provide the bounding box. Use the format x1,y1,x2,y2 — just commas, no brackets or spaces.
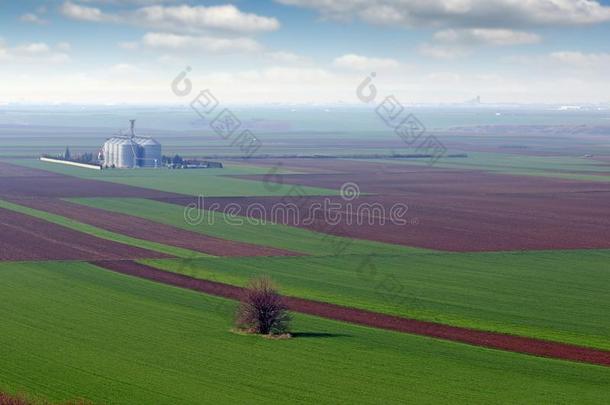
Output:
185,153,468,160
162,154,223,169
41,147,97,164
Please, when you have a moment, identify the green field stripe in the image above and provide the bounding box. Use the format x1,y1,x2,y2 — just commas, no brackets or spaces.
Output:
67,197,431,256
1,261,609,404
6,159,340,197
140,251,610,351
0,199,210,259
362,152,610,182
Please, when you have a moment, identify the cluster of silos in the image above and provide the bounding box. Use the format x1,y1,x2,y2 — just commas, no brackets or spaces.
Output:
102,136,161,168
102,137,136,168
102,120,162,169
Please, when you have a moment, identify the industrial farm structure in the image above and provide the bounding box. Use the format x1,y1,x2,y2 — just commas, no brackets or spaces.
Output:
102,120,161,168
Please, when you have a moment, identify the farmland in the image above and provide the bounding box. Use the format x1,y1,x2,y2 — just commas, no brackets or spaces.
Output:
0,199,206,259
90,260,610,366
2,198,301,257
0,206,171,261
5,3,610,402
6,159,337,197
1,136,610,403
1,262,610,404
67,197,423,256
363,152,610,182
213,158,610,251
142,252,610,350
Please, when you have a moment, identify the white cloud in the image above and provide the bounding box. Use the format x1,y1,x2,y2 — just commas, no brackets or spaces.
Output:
3,61,610,104
433,28,541,46
549,51,610,69
0,40,70,63
61,1,116,22
542,51,610,76
261,66,333,82
424,71,462,84
61,2,279,34
16,43,51,54
19,13,47,25
57,42,72,52
141,32,262,53
506,51,610,74
79,0,172,4
109,63,142,75
276,0,610,28
418,44,470,60
333,53,400,70
420,28,539,59
265,51,311,64
134,4,280,33
118,41,139,50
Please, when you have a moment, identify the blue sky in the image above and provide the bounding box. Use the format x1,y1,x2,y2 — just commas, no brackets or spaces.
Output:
1,0,610,104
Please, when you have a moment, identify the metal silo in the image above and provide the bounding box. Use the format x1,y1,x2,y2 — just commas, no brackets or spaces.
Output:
110,138,120,167
117,138,136,168
104,138,112,167
101,121,162,169
102,140,111,167
138,138,162,168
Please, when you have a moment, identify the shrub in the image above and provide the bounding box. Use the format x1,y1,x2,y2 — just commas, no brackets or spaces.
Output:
235,277,291,335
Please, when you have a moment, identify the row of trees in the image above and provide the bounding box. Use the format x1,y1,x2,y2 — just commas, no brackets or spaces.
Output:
162,155,223,169
64,147,95,163
42,147,96,164
161,154,184,165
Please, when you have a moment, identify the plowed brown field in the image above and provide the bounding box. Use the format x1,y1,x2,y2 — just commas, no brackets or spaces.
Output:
0,161,179,199
160,158,610,251
10,198,302,257
0,207,169,261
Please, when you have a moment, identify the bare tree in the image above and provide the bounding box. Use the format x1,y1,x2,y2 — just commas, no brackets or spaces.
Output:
235,277,291,335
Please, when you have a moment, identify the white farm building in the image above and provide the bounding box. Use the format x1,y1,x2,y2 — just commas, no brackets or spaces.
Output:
102,120,162,168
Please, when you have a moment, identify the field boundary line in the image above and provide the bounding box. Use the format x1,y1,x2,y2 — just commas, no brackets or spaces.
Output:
90,260,610,368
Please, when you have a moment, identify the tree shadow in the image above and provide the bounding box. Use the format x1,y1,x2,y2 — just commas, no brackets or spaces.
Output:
291,332,350,339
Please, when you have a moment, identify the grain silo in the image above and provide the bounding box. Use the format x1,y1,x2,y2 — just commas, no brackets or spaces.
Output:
111,138,121,167
102,137,121,168
135,138,162,168
102,120,162,169
117,138,137,168
102,138,116,168
102,140,110,167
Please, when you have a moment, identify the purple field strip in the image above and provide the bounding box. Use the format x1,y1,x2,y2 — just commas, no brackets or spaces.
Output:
162,157,610,252
92,260,610,368
0,208,170,261
0,161,182,199
155,192,610,252
8,197,303,257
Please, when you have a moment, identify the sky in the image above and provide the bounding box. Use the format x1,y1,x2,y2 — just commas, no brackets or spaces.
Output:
1,0,610,105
